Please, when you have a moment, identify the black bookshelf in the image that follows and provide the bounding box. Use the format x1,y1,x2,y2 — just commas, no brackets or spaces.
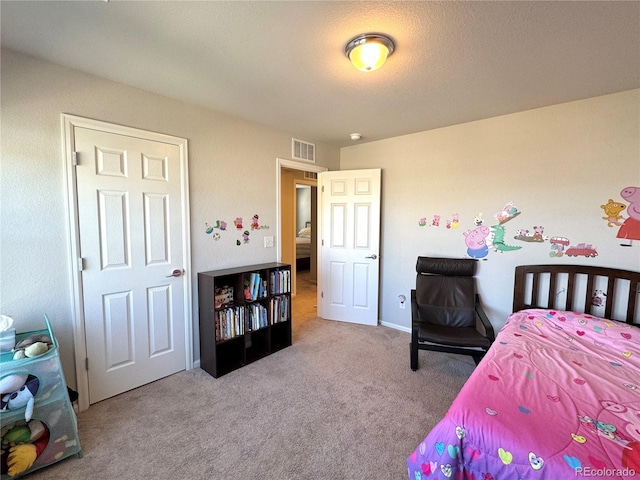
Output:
198,262,292,378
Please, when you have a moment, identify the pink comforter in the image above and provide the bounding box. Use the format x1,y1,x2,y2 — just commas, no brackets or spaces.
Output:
407,309,640,479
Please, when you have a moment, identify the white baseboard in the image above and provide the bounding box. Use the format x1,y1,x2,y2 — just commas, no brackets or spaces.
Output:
380,320,411,334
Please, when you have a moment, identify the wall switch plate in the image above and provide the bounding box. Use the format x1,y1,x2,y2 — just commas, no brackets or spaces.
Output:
264,236,274,248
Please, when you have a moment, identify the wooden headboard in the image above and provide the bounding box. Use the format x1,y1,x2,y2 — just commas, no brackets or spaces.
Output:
513,264,640,325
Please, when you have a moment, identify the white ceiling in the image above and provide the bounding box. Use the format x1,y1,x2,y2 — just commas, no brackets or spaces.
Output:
2,1,639,147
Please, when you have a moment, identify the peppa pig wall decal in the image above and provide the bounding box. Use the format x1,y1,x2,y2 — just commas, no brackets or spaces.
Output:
616,186,640,247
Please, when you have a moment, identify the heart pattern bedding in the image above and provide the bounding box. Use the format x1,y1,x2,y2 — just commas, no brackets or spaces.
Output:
407,309,640,479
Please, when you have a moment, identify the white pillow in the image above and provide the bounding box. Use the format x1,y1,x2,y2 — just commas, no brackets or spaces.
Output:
298,227,311,237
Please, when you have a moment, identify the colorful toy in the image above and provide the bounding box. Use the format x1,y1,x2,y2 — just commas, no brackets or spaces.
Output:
1,420,49,477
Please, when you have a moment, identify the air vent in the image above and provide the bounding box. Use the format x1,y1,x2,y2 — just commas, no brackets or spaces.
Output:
292,138,315,163
304,171,317,180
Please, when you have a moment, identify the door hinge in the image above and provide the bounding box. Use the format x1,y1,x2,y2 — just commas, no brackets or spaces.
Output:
85,358,89,371
321,239,324,246
78,257,85,272
322,186,325,192
321,291,324,298
72,151,78,166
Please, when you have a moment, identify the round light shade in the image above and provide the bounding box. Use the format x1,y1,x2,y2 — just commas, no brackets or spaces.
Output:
345,33,395,72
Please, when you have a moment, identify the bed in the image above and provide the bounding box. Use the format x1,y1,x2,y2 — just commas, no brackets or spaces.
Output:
407,264,640,480
296,224,312,270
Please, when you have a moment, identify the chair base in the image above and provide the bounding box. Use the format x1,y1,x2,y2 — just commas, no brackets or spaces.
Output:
410,341,486,371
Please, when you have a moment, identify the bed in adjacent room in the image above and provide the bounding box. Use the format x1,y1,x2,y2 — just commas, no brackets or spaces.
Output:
296,224,311,270
407,264,640,480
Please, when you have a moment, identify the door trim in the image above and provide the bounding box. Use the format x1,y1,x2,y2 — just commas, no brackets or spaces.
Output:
61,114,193,411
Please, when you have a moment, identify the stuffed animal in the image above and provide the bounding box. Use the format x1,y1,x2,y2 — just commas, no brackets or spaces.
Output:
1,420,49,477
6,443,37,477
0,374,28,395
0,375,39,422
12,334,52,360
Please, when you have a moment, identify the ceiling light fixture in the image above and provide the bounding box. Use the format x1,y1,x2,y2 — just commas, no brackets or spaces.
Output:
350,133,362,141
345,33,395,72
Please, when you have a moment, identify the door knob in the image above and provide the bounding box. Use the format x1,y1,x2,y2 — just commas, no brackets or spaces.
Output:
166,269,185,278
365,254,378,260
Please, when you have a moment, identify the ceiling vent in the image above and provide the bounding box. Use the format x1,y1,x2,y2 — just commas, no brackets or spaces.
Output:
292,138,315,163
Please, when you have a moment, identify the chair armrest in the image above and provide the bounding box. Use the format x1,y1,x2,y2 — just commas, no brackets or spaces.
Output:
410,289,420,332
474,294,495,342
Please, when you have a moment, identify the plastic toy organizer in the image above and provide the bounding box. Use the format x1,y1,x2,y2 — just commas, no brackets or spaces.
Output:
1,314,82,478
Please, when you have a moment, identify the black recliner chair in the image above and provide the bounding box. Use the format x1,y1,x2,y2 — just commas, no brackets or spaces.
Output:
410,256,495,370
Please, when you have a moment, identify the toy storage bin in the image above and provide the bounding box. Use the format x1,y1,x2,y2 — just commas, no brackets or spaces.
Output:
1,315,81,479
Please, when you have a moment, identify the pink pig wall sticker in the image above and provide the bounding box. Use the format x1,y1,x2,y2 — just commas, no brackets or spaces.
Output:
616,186,640,246
463,225,490,259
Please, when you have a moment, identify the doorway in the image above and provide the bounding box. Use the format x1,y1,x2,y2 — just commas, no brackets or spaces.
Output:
277,159,326,323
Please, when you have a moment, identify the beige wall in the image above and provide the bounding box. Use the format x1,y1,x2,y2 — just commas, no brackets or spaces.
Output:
340,89,640,331
0,49,340,383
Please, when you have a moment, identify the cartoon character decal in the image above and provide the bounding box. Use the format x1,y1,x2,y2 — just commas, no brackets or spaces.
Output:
514,225,547,243
566,243,598,258
464,225,490,259
549,236,569,257
617,186,640,246
601,199,626,227
490,225,521,253
205,220,227,236
494,202,520,224
451,213,460,229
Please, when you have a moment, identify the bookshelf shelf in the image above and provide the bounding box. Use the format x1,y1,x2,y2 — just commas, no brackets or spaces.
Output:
198,262,292,378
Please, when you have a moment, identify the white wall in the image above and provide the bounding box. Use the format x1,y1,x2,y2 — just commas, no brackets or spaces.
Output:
296,186,311,233
0,49,340,383
340,90,640,331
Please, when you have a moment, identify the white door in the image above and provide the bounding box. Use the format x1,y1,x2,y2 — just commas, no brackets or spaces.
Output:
318,169,381,325
74,127,187,404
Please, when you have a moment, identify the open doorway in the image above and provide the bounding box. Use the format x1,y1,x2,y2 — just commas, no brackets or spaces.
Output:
277,158,326,325
280,168,317,291
293,183,317,317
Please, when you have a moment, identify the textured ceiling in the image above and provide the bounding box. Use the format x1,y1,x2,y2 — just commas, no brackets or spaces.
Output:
2,1,639,147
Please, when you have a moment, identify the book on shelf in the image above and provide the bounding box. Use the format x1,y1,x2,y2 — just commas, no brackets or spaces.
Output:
244,272,267,301
270,295,289,324
270,270,291,295
216,306,246,341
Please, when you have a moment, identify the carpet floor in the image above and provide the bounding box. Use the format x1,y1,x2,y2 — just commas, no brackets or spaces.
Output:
26,270,474,480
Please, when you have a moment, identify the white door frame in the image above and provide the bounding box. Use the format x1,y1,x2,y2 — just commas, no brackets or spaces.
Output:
61,114,193,411
275,158,327,289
